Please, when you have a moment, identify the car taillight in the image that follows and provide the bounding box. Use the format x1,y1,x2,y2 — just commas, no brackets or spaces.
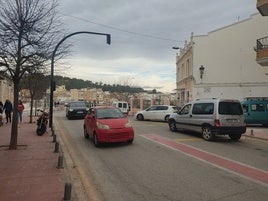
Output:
215,119,221,127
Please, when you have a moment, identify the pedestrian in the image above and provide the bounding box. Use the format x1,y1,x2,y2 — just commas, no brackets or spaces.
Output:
0,101,3,114
4,99,13,123
18,100,24,123
0,101,3,126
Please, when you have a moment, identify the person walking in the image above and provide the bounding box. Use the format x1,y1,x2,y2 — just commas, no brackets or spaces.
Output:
4,99,13,123
0,101,3,126
18,100,24,123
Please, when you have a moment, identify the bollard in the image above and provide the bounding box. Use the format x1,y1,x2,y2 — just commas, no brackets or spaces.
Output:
57,155,64,169
250,129,254,136
53,134,57,143
54,141,59,153
63,182,72,201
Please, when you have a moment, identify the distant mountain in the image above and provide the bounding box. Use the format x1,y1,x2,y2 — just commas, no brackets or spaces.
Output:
52,75,145,93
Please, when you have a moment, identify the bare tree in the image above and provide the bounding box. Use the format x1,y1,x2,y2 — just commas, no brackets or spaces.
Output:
0,0,66,149
20,73,49,123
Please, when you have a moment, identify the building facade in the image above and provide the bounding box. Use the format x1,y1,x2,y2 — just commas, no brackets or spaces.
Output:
176,13,268,106
0,73,13,103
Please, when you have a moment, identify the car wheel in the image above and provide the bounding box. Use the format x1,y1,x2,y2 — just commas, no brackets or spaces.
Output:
137,114,144,121
83,126,89,139
168,119,177,132
93,133,100,147
128,138,134,144
202,126,215,141
165,115,170,122
229,134,242,141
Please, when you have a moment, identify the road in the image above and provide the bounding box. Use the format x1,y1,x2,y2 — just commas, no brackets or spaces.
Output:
53,110,268,201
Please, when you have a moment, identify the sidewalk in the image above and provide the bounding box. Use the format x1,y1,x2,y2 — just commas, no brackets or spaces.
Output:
244,126,268,141
0,117,65,201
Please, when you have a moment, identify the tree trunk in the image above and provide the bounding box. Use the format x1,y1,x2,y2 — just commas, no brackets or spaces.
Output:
29,95,34,123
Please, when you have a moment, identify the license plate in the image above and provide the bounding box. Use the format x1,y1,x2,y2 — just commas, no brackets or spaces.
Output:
227,119,237,123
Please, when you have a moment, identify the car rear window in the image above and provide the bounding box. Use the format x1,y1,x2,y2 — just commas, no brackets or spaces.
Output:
219,102,243,115
70,102,86,107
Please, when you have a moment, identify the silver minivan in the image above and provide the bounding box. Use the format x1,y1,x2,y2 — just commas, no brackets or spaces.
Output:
168,98,246,141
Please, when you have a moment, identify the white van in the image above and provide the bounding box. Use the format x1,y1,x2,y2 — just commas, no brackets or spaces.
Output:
168,98,246,141
112,101,130,115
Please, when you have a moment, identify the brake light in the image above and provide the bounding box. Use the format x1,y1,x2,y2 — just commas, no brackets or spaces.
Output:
215,119,221,127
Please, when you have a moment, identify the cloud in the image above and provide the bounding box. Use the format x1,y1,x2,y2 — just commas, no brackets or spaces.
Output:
57,0,256,92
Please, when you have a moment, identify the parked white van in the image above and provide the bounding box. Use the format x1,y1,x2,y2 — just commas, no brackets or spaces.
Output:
112,101,130,115
168,98,246,141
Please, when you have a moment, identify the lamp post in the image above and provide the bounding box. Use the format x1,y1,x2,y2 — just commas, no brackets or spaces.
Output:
199,65,205,79
49,31,111,128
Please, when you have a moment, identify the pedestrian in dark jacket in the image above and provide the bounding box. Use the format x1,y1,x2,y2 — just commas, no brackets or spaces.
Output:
4,99,13,123
0,101,3,114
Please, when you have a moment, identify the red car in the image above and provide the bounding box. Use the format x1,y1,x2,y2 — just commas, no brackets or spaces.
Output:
83,106,134,147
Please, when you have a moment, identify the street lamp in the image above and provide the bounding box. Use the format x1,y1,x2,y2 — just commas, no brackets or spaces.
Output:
199,65,205,79
49,31,111,128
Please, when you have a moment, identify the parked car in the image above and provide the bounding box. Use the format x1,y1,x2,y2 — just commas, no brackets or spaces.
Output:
66,101,88,120
168,98,246,141
241,97,268,127
135,105,179,122
83,106,134,147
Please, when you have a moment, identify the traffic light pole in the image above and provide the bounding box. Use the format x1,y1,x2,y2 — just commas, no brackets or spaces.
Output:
49,31,111,128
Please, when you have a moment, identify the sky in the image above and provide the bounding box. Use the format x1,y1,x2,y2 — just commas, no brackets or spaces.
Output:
56,0,257,93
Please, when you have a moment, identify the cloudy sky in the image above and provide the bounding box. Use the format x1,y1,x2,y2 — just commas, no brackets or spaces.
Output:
56,0,257,92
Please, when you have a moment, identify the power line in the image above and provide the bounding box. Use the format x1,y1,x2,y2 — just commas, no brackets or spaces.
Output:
60,12,180,43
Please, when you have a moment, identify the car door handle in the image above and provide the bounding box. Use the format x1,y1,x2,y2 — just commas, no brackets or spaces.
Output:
189,114,192,118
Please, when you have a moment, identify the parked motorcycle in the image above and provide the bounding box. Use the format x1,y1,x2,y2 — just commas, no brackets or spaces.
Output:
36,109,48,136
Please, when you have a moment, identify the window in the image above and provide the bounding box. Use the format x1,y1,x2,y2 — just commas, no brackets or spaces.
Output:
219,102,243,115
242,104,249,113
157,106,168,110
180,104,191,115
192,103,214,115
251,103,264,112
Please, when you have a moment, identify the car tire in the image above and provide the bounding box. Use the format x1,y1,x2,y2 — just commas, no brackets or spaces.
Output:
137,114,144,121
165,115,170,122
83,126,89,139
93,133,100,147
168,119,177,132
202,126,215,141
128,139,134,144
229,134,242,141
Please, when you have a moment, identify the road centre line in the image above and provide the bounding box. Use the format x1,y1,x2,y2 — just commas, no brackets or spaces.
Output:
140,134,268,187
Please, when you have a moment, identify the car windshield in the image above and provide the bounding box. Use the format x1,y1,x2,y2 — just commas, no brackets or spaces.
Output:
96,108,124,119
70,102,86,108
219,102,243,115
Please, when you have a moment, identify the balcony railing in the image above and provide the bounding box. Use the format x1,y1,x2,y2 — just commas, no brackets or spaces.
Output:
257,0,268,16
255,36,268,66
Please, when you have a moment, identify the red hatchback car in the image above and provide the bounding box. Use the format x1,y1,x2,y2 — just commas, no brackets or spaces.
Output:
83,106,134,147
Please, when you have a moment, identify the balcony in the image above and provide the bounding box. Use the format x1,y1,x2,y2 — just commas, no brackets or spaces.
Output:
257,0,268,16
255,37,268,66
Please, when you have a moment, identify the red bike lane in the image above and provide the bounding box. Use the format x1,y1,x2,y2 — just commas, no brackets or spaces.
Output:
141,134,268,186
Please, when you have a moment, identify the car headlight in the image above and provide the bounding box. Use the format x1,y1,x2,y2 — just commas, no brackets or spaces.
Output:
125,122,132,128
97,122,110,130
69,109,73,112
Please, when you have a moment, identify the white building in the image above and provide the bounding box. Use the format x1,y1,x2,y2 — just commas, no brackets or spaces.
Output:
176,13,268,106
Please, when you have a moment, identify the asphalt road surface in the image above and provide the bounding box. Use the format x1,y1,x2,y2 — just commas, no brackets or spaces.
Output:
54,110,268,201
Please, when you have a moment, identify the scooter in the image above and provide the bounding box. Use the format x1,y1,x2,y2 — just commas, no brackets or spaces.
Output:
36,109,48,136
